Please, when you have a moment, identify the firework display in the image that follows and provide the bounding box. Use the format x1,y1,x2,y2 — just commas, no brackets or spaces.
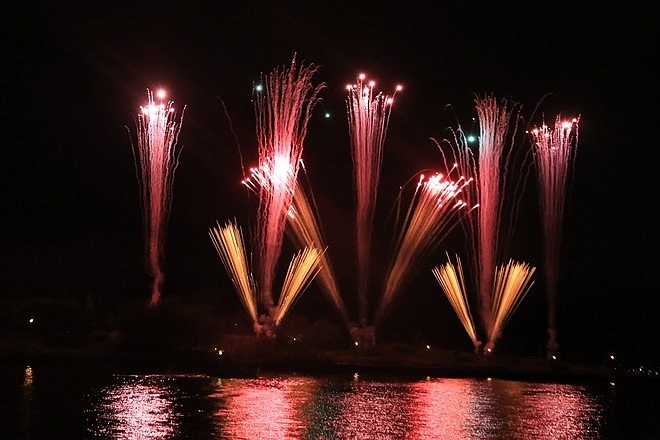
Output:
133,89,185,307
124,57,579,354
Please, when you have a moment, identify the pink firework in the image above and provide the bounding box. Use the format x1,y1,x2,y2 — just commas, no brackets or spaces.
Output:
134,89,184,307
529,116,580,357
472,94,524,339
252,55,324,317
346,73,402,326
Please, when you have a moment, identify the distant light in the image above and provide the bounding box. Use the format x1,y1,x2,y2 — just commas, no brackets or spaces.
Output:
156,89,167,100
552,355,557,361
28,317,34,324
467,135,477,144
426,345,430,350
255,84,263,92
610,354,615,361
324,112,331,119
354,341,359,346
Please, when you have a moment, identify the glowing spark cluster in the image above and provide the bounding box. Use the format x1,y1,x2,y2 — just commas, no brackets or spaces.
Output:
134,88,184,307
432,254,480,350
346,73,402,326
376,166,474,325
529,116,580,356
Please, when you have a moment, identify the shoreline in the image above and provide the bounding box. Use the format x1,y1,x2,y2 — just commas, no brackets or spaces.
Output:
2,337,657,385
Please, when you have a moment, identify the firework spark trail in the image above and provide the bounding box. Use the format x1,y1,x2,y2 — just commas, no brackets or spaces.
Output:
484,259,536,353
432,254,480,350
472,94,522,335
375,166,474,326
346,74,402,326
286,171,350,325
273,246,324,326
209,220,258,325
253,55,324,315
134,89,184,307
529,116,580,356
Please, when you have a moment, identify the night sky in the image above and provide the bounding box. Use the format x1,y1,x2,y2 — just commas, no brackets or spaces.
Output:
4,3,657,364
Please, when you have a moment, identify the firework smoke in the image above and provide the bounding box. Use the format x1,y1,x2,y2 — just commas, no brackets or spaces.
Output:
529,116,580,357
133,89,184,307
346,74,402,327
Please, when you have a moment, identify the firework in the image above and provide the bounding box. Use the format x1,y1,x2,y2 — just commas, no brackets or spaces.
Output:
471,94,524,333
375,166,474,326
252,54,324,316
433,254,480,350
346,74,402,326
209,220,258,325
286,165,350,325
529,116,580,357
133,89,184,307
484,259,536,353
272,246,324,326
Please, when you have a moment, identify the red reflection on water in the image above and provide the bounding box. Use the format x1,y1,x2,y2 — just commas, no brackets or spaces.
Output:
516,382,602,439
409,377,476,438
217,377,318,440
332,378,415,438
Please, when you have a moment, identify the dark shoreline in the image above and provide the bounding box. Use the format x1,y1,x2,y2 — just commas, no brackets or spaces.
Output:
2,337,657,385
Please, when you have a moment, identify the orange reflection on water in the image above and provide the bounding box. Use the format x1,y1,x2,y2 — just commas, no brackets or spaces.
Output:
216,376,319,440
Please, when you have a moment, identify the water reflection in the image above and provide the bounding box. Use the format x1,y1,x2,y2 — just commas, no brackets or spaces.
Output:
214,376,319,439
86,375,183,439
409,377,476,438
43,371,641,439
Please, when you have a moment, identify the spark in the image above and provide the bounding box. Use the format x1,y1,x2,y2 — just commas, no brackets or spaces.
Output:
376,166,474,325
209,220,258,325
133,88,184,307
529,116,580,357
484,259,536,353
346,73,401,326
432,254,480,350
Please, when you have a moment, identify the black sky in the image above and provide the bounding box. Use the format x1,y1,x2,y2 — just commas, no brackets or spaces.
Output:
3,2,657,363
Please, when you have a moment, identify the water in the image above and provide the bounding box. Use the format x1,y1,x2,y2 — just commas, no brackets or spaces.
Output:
2,362,659,439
